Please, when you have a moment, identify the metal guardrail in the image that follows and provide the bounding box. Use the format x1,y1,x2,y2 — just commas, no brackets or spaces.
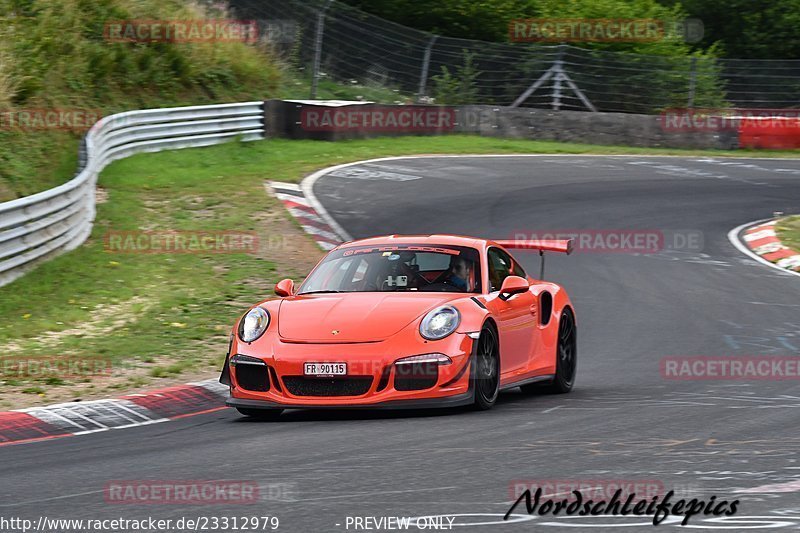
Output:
0,101,265,287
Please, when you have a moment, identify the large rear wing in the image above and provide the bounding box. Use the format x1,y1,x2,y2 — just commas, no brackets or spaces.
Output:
494,239,574,255
494,239,574,279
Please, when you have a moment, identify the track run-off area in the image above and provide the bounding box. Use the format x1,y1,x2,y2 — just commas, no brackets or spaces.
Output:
1,155,799,532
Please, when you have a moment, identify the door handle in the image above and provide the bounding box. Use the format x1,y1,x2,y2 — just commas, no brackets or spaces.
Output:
529,304,537,316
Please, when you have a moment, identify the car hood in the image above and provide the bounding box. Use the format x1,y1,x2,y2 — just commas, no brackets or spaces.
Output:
277,292,461,343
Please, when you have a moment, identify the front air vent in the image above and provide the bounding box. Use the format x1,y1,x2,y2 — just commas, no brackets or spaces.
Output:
283,376,373,396
394,362,438,391
231,355,270,392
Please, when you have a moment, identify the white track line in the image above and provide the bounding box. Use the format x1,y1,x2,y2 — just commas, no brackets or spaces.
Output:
301,163,357,242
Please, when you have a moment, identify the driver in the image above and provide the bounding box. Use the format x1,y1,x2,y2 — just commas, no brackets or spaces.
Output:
444,256,471,291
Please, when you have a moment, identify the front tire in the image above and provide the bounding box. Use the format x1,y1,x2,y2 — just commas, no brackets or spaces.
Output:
472,324,500,410
236,408,283,420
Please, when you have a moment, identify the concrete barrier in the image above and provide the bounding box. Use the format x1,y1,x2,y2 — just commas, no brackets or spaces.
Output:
264,100,739,150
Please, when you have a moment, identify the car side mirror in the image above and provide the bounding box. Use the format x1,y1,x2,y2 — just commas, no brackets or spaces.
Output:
274,278,295,297
499,275,529,301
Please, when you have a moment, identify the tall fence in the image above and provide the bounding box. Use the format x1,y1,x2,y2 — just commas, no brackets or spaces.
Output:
233,0,800,114
0,102,264,287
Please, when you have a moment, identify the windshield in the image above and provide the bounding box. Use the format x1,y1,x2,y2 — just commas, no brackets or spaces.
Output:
298,244,482,294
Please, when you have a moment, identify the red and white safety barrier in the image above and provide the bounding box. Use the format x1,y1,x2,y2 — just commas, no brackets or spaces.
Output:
0,379,227,446
742,220,800,272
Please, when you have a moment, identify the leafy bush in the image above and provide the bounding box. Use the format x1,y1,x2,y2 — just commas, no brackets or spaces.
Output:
432,51,481,105
0,0,283,200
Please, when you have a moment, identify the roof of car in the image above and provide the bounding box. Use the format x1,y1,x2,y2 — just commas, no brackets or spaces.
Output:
337,234,492,250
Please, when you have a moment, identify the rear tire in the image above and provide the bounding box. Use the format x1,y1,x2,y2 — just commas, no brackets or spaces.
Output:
472,324,500,410
236,408,283,420
520,308,576,394
547,308,577,393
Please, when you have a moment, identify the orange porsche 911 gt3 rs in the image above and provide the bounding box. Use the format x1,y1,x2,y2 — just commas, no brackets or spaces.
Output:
220,234,576,419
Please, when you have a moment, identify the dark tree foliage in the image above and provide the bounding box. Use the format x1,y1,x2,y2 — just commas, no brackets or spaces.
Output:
664,0,800,58
339,0,800,59
336,0,532,42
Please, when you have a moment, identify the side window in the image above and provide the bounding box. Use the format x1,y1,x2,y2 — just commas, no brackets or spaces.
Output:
511,255,526,278
488,248,513,292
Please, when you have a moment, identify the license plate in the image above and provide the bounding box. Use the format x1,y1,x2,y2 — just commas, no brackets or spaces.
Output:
304,362,347,376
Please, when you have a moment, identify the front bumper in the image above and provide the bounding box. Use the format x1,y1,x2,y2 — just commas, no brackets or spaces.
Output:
221,332,476,409
226,391,474,411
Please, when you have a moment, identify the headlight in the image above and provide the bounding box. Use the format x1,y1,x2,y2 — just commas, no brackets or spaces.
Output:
419,306,460,340
238,307,270,343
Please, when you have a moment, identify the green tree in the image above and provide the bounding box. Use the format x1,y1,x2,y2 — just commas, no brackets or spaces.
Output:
339,0,708,56
432,51,481,104
336,0,529,42
662,0,800,58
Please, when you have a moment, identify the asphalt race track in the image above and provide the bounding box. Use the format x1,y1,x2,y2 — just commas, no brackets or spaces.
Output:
2,155,800,532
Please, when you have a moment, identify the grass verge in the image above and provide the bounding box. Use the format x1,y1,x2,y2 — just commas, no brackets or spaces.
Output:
1,134,800,408
776,215,800,254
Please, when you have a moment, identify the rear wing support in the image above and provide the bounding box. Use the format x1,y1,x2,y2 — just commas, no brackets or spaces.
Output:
494,239,574,280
